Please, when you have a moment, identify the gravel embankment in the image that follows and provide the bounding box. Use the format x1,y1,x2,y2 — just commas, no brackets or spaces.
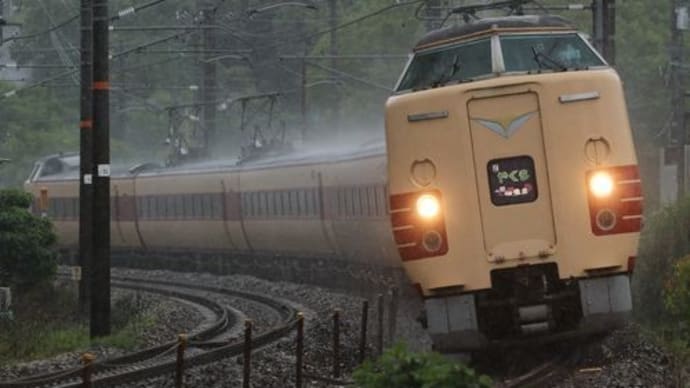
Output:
555,324,676,388
1,268,682,387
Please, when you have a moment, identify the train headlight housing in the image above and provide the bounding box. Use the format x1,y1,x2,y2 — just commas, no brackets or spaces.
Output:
416,194,440,219
589,171,614,198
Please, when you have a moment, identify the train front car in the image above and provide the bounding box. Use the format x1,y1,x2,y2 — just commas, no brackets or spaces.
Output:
385,15,642,351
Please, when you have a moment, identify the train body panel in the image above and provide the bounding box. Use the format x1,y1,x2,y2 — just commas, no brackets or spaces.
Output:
111,178,140,249
132,172,233,250
320,154,397,265
386,70,639,293
237,164,332,255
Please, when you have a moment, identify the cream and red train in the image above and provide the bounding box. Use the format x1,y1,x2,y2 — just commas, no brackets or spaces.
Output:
385,15,642,351
26,15,642,351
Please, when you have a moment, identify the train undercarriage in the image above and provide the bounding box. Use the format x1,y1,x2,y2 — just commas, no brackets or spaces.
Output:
424,263,632,352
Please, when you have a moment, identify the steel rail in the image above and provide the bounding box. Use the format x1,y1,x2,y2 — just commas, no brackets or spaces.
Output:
0,275,298,388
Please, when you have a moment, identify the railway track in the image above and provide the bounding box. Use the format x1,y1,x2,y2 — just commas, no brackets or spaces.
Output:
0,275,299,388
499,345,582,388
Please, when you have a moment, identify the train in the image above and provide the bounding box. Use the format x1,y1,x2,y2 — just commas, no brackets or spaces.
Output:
385,14,641,351
26,14,642,352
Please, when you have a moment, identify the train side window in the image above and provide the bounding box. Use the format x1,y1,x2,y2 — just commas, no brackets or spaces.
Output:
288,191,293,216
310,189,316,217
51,198,58,219
137,197,144,218
313,189,321,217
335,189,341,217
174,195,183,218
73,198,80,218
297,190,300,216
63,198,74,219
373,186,381,216
149,196,155,219
211,194,222,219
250,192,257,217
354,188,361,216
193,194,202,218
340,188,347,217
165,196,174,219
182,195,191,219
267,191,274,216
254,192,260,217
363,187,371,217
304,190,311,216
240,193,248,217
201,194,211,219
156,196,164,219
347,187,357,217
141,195,152,220
278,191,284,217
63,198,69,219
384,185,390,214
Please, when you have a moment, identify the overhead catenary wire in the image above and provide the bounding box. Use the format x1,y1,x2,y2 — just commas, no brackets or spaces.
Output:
0,0,173,46
0,0,228,99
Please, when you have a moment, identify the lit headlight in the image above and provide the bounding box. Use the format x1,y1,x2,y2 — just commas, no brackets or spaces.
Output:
589,171,614,198
416,194,440,219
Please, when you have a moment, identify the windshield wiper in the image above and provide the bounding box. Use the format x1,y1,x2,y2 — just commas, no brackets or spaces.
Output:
531,46,567,71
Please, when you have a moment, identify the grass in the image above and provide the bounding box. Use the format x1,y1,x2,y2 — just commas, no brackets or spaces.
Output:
0,285,157,365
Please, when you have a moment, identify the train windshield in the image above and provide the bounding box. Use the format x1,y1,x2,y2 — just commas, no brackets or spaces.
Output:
396,32,605,93
500,33,605,72
397,38,492,92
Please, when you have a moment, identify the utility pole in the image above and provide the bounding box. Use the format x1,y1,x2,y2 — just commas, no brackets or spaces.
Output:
328,0,339,133
426,0,441,31
91,0,110,337
591,0,616,64
78,0,93,316
201,1,216,153
669,0,688,201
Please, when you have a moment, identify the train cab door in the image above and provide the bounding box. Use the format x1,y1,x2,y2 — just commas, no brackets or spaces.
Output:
467,90,556,262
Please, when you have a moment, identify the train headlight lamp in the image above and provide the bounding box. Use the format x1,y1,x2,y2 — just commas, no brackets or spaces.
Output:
589,171,614,198
416,194,440,219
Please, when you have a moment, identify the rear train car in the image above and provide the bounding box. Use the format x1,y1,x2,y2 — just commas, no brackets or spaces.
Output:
24,143,400,288
385,15,642,351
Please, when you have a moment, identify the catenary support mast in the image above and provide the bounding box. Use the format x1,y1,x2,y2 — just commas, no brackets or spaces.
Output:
91,0,110,338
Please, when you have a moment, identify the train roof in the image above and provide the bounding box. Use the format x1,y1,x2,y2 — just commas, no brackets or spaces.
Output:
29,140,386,182
415,15,575,50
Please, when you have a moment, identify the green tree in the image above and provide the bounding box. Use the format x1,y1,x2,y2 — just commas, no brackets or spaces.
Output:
353,344,492,388
0,189,57,289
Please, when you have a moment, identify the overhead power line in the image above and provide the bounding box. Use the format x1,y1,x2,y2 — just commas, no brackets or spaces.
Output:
1,0,173,46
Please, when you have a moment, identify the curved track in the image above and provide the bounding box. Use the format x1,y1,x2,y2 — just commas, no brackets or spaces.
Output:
0,275,299,388
499,345,582,388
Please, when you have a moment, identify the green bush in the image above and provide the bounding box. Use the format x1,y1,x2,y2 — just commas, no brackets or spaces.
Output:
0,188,57,289
353,344,492,388
664,255,690,331
633,196,690,322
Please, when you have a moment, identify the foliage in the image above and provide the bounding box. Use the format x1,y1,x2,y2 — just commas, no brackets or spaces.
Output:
632,195,690,322
0,286,155,363
353,343,492,388
663,255,690,331
0,189,57,289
